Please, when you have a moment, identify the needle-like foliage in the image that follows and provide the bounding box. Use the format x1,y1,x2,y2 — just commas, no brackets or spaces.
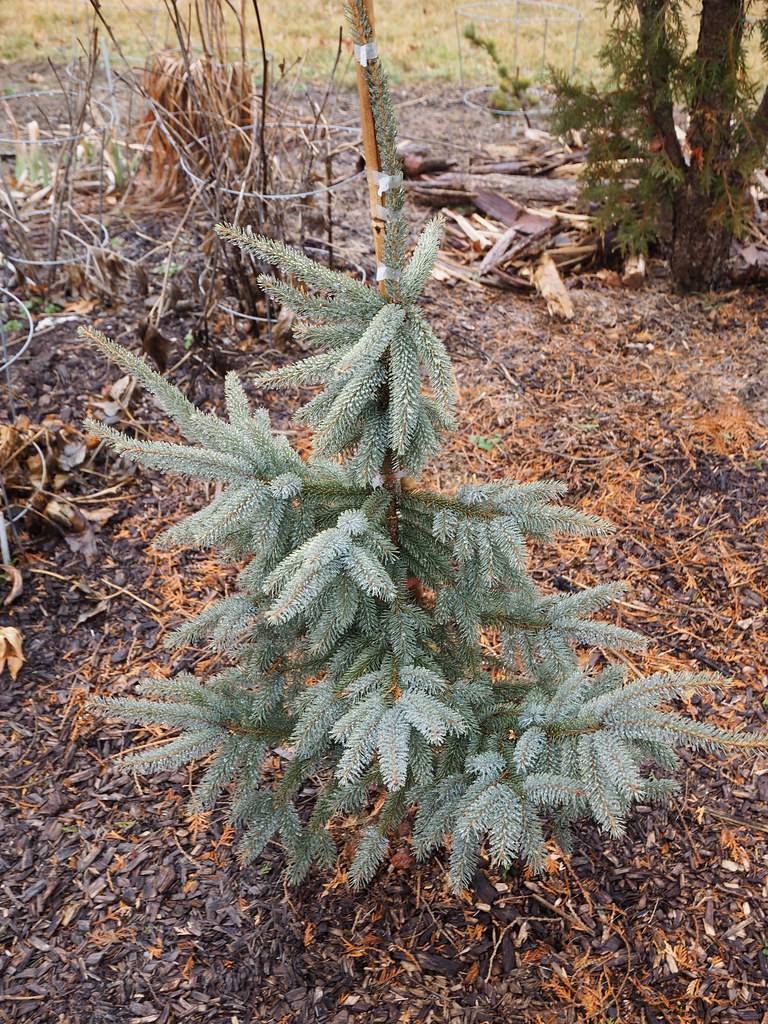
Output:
553,0,768,291
83,0,766,893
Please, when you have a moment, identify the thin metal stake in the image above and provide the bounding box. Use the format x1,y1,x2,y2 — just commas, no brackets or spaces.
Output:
455,9,466,93
572,17,582,77
513,0,520,72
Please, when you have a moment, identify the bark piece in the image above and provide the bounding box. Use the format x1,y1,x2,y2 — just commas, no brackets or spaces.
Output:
409,172,576,208
622,254,646,289
478,225,520,275
533,254,574,320
398,143,457,178
473,189,525,227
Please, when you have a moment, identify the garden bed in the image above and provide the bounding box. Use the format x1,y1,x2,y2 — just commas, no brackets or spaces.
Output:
1,72,767,1024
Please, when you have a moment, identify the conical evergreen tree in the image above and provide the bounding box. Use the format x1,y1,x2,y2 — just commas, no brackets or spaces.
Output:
82,0,765,892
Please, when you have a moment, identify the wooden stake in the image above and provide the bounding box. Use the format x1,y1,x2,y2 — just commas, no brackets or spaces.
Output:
350,0,387,294
348,1,424,602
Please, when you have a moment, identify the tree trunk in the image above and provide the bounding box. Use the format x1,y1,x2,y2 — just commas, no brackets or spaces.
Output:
668,0,743,292
669,183,733,292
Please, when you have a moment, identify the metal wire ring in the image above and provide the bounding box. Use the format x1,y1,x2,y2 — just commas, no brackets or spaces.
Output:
0,89,115,146
462,85,553,119
0,289,34,374
2,214,110,269
174,119,363,202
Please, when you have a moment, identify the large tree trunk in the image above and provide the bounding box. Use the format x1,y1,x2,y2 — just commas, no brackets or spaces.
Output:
669,183,732,291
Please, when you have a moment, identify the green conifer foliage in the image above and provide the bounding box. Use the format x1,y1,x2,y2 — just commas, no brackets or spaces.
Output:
82,0,766,892
553,0,768,291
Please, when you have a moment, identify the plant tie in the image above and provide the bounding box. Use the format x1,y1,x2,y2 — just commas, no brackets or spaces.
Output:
375,263,402,282
354,41,379,67
367,169,403,196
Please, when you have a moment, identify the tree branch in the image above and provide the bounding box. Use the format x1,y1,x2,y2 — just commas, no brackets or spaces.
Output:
635,0,686,170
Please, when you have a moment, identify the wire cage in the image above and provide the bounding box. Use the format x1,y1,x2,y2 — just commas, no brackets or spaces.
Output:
0,291,36,558
0,89,114,170
171,115,364,326
176,120,363,206
218,240,368,332
0,90,114,289
455,0,583,121
0,292,33,556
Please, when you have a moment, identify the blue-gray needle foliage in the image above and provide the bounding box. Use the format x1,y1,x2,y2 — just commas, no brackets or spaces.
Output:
82,0,765,892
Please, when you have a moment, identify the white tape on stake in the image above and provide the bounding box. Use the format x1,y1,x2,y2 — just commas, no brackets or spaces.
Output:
376,264,402,282
367,169,403,196
354,41,378,67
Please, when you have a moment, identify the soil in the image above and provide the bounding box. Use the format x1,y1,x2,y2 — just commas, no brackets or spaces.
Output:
1,72,768,1024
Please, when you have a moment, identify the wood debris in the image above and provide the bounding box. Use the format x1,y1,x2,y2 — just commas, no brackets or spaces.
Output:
434,196,597,293
410,128,600,299
411,170,576,208
622,254,646,289
533,254,574,320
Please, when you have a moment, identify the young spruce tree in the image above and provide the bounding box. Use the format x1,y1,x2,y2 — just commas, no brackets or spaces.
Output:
82,0,765,892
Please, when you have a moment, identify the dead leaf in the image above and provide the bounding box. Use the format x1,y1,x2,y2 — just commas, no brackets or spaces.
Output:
40,497,99,561
272,306,295,345
109,374,134,404
72,579,102,600
64,297,98,315
0,626,24,680
0,423,17,465
44,498,88,533
1,564,23,606
92,374,135,423
58,441,87,471
75,599,111,627
390,846,415,871
81,506,117,525
92,399,123,421
138,321,172,371
64,524,99,563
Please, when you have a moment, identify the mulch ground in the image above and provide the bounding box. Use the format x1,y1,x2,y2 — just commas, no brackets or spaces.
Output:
2,85,768,1024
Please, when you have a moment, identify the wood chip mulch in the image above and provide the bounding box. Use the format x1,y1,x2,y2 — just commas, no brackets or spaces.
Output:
2,226,768,1023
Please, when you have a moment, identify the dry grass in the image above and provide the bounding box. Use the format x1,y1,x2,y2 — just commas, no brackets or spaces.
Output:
1,0,607,83
139,49,253,194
